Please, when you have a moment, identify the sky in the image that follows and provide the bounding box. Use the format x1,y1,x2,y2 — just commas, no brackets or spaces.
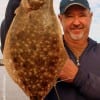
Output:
0,0,100,42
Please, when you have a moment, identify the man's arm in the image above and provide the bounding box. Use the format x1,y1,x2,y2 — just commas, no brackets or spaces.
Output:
59,58,100,99
0,0,21,52
74,67,100,99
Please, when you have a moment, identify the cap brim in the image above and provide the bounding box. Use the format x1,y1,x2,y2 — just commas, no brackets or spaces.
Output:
64,3,89,12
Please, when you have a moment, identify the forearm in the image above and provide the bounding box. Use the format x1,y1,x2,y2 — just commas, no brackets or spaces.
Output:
74,67,100,99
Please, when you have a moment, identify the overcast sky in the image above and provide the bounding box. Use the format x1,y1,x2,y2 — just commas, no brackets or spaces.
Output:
0,0,100,42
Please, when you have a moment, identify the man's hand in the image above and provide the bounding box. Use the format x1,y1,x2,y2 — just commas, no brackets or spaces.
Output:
59,58,78,83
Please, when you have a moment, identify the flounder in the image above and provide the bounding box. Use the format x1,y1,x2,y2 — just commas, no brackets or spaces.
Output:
3,0,68,100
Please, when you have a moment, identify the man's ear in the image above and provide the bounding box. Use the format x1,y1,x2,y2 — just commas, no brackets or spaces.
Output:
90,12,93,19
89,12,93,24
58,14,63,23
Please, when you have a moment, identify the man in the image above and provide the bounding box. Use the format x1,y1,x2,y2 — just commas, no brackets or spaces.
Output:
54,0,100,99
1,0,100,100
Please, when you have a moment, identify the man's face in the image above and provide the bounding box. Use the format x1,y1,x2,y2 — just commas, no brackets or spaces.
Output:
59,5,92,41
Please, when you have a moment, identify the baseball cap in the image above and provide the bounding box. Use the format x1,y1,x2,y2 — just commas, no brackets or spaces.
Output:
60,0,90,14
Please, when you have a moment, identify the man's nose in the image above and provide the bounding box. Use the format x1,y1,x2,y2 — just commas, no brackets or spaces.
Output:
72,17,80,26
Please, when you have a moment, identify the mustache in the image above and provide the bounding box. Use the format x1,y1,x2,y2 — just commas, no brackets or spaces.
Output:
71,25,84,30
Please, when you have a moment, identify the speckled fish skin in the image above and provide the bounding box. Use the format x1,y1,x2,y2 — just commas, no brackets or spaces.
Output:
3,0,68,100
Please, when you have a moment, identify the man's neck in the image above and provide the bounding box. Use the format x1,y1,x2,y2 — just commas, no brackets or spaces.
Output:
64,35,88,59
